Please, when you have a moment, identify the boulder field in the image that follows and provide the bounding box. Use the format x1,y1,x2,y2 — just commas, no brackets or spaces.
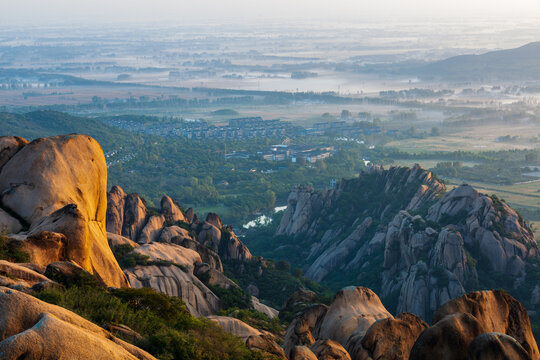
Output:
283,286,539,360
1,134,539,359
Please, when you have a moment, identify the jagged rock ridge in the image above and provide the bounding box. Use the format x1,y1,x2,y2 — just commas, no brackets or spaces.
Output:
275,165,539,324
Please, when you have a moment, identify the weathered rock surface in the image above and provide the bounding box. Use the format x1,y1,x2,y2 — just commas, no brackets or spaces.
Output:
14,231,65,267
0,260,50,288
121,193,147,241
175,237,222,271
381,211,472,321
433,290,540,359
318,286,393,349
208,315,285,358
126,264,219,316
195,263,238,289
283,304,328,358
198,222,222,249
305,217,373,282
251,296,279,319
410,313,486,360
466,332,531,360
208,315,262,339
276,165,539,325
310,339,352,360
205,212,223,229
137,215,165,244
106,185,126,235
160,195,186,223
124,242,219,316
0,208,22,234
0,287,156,359
290,345,318,360
220,228,253,261
107,232,139,249
246,334,286,359
159,225,193,244
0,136,28,171
348,312,428,360
0,135,128,288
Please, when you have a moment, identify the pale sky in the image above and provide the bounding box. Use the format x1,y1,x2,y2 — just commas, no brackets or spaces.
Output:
2,0,540,26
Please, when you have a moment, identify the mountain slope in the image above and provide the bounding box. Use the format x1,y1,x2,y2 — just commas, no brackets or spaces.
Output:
0,111,137,152
254,165,540,327
417,42,540,81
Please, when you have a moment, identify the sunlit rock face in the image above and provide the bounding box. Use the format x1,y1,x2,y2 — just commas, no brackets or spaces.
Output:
0,135,128,288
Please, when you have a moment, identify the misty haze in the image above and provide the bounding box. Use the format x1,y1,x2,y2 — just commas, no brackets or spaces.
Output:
0,1,539,359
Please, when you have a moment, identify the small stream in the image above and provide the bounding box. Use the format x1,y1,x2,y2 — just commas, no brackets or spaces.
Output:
242,205,287,229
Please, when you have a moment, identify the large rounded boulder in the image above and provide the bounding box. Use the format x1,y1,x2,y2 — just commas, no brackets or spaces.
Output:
0,135,128,288
433,290,539,359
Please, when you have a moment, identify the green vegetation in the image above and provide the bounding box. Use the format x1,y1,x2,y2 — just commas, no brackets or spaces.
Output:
0,235,30,263
222,258,332,310
33,277,277,360
218,308,283,335
111,244,187,271
211,109,239,116
208,285,253,310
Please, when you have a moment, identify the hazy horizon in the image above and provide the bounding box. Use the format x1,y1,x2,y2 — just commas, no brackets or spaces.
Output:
2,0,540,27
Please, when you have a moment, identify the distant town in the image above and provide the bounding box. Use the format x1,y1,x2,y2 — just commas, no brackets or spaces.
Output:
106,115,397,142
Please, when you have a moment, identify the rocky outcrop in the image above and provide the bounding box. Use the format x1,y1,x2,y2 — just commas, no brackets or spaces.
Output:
159,226,193,243
310,339,352,360
0,287,156,359
0,260,50,289
137,215,165,244
282,304,328,358
0,136,28,171
348,312,428,360
106,185,126,235
107,188,251,263
208,315,262,339
305,217,372,282
251,296,279,319
0,135,128,288
219,228,253,261
318,287,393,349
284,286,393,358
427,185,538,275
433,290,540,359
410,312,486,360
195,263,237,289
107,232,139,249
18,231,67,267
208,316,285,358
381,211,472,321
198,222,221,249
245,334,286,359
121,193,147,241
283,288,539,360
123,242,219,316
276,184,333,237
276,165,539,325
466,333,531,360
0,208,22,234
290,346,318,360
205,213,223,229
410,290,539,360
160,195,185,223
275,165,446,286
175,237,222,271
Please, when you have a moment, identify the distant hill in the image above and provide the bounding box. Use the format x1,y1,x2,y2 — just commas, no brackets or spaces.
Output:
0,111,136,151
417,42,540,81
